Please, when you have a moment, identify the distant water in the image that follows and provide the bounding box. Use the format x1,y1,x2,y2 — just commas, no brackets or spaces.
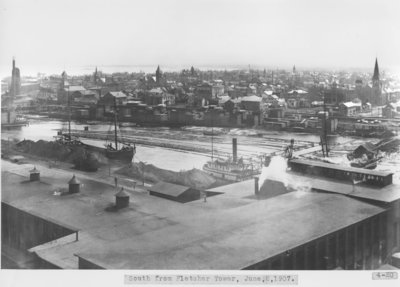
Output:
0,64,249,79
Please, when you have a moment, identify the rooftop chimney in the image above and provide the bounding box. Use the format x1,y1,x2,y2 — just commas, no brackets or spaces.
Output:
68,174,80,194
232,138,237,163
29,166,40,181
254,176,259,196
115,187,130,209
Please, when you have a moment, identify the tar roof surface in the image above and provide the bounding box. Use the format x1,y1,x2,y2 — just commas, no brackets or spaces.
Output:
1,161,386,270
149,181,191,197
290,158,393,176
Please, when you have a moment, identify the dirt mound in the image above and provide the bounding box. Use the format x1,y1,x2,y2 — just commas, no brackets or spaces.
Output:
116,162,216,190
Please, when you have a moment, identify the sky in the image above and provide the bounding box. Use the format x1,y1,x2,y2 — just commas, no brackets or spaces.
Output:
1,0,400,76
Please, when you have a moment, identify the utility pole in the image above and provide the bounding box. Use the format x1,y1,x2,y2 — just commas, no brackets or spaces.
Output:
320,91,329,157
211,110,214,162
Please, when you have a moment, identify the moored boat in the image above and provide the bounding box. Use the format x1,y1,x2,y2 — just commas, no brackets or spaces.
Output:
203,138,261,182
104,97,135,163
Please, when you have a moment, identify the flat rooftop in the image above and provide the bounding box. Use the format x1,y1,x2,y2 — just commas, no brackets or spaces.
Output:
290,158,394,177
1,160,387,269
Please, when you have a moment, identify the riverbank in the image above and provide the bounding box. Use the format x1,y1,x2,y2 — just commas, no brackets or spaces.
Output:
1,138,223,190
1,141,149,192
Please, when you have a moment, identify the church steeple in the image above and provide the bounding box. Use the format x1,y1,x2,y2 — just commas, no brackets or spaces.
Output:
93,67,98,83
371,57,383,105
372,57,380,83
155,65,162,84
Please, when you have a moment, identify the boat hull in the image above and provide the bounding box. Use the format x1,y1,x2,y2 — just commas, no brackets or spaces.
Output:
1,122,28,129
105,147,134,163
203,164,260,182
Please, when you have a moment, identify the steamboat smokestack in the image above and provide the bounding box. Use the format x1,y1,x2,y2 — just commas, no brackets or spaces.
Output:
232,138,237,163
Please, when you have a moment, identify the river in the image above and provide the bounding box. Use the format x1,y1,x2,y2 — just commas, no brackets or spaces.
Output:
2,117,399,180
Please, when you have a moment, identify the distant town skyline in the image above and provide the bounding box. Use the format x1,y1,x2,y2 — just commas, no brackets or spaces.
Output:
1,0,400,77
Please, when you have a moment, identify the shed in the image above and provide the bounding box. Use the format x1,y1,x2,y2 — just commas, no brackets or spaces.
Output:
353,142,377,158
148,181,200,203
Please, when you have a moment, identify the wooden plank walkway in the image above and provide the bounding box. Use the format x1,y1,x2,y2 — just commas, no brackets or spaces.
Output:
293,145,321,157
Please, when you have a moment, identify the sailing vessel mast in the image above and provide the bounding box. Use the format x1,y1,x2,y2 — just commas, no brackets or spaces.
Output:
104,95,134,163
113,97,118,150
211,110,214,161
321,91,329,157
68,85,71,139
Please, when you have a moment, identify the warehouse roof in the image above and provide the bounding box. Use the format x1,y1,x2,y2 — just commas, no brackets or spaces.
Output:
289,158,393,177
1,161,388,270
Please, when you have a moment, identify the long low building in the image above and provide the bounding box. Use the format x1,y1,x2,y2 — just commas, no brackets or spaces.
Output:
1,159,400,270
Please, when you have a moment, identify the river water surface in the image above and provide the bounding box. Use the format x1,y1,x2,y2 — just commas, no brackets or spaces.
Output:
2,118,399,179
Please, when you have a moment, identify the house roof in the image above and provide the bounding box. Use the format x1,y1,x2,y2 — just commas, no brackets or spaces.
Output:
288,89,307,94
108,91,126,98
73,90,98,97
149,88,165,94
149,181,191,197
65,86,86,92
386,101,400,109
341,101,359,108
218,95,232,104
241,95,261,102
355,142,377,153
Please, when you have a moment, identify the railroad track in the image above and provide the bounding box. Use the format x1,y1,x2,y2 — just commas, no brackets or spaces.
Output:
63,129,314,162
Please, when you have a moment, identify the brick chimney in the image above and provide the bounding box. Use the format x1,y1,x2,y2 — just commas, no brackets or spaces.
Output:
254,176,259,196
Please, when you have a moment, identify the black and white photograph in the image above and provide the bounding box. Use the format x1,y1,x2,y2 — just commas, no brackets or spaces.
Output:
1,0,400,285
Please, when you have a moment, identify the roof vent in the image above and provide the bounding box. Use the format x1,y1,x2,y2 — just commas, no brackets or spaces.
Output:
115,187,129,209
29,166,40,181
68,174,80,194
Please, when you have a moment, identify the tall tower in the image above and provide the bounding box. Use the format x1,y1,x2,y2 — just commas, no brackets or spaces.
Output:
291,65,297,88
61,71,68,90
372,58,382,105
372,58,380,87
10,57,21,97
155,65,162,84
93,67,98,84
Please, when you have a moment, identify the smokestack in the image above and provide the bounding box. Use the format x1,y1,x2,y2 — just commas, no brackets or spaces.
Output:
232,138,237,163
254,176,259,196
115,187,130,209
68,174,80,194
29,166,40,181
